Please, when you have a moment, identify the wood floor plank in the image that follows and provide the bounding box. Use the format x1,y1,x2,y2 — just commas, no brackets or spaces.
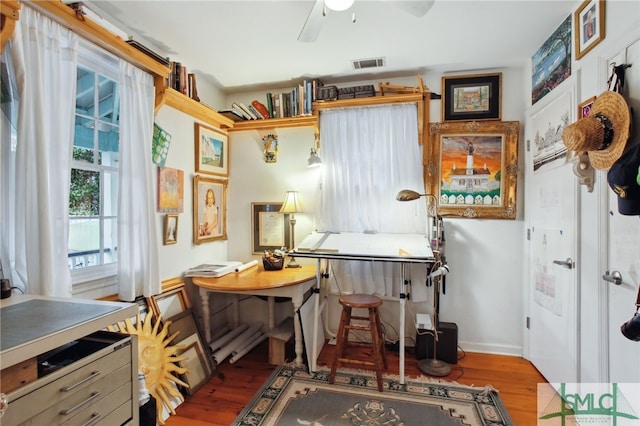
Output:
164,340,546,425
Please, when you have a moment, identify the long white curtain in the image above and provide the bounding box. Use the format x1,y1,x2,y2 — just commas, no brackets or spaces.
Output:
117,61,160,301
7,6,78,296
318,103,428,298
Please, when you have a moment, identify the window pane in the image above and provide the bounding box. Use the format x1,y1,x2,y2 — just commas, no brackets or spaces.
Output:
76,67,95,116
69,168,100,216
103,171,118,216
68,218,100,269
98,75,119,125
73,116,95,163
103,217,117,266
98,123,119,166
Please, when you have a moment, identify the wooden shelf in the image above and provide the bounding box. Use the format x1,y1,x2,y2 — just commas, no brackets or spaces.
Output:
160,88,234,129
0,0,20,54
228,115,318,132
313,93,424,111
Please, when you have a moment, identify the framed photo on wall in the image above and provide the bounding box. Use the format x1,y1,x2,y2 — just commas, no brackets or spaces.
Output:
578,96,596,118
193,175,228,244
158,167,184,213
574,0,605,60
531,15,572,105
441,73,501,122
427,120,519,219
194,123,229,177
163,214,178,245
251,202,289,254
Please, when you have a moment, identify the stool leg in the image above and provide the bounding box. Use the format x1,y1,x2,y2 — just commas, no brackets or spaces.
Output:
369,307,384,392
330,306,351,384
374,308,388,369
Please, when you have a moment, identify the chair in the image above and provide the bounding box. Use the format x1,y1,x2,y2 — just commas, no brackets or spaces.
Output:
329,293,388,391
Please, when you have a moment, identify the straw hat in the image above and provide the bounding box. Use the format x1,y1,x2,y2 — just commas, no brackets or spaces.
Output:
562,91,631,170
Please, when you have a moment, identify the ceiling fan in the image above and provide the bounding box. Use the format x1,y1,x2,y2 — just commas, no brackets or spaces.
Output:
298,0,435,42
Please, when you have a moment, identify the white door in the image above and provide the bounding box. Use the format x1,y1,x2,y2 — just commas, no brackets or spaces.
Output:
528,162,579,383
605,41,640,383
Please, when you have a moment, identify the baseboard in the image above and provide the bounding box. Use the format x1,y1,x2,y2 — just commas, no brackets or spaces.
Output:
458,341,523,357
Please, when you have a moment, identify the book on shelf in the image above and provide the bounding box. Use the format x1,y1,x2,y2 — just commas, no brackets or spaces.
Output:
231,102,253,120
251,100,270,119
218,109,247,122
247,103,265,120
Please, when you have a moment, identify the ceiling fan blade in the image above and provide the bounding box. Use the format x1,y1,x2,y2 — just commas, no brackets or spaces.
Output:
298,0,326,42
391,0,435,17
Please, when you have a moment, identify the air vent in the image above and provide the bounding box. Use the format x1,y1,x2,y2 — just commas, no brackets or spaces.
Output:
351,57,385,70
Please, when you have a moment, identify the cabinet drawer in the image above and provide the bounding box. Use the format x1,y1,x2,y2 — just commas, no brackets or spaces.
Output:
4,333,135,426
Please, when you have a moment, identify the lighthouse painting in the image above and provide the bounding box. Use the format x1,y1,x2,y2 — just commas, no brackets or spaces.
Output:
428,121,520,219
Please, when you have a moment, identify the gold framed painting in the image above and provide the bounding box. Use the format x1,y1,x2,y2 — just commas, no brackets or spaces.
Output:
574,0,605,60
441,73,502,122
426,121,519,219
163,214,178,245
193,175,228,244
578,96,597,118
194,123,229,177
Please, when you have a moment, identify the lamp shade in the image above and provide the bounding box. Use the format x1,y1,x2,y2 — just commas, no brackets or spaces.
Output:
279,191,304,214
396,189,425,201
324,0,354,12
307,148,322,168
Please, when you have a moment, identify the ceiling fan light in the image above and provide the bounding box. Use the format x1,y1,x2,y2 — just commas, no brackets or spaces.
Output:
324,0,354,12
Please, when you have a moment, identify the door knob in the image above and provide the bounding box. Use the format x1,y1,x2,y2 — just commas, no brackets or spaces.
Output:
553,258,575,269
602,270,623,285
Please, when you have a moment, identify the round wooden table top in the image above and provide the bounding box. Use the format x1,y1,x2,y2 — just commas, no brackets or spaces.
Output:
191,264,316,292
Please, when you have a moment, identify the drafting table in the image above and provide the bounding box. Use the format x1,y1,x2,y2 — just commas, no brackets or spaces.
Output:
292,231,436,384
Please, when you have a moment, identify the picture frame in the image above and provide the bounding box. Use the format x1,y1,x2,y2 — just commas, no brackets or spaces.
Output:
166,309,214,395
531,88,573,172
578,96,596,119
163,214,178,245
251,202,290,254
158,167,184,213
531,15,572,105
148,283,192,321
574,0,605,60
441,73,502,122
193,175,228,244
194,123,229,177
426,120,519,219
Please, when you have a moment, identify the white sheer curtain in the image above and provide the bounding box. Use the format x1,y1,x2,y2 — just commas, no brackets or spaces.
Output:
6,6,78,297
117,61,160,301
318,103,428,298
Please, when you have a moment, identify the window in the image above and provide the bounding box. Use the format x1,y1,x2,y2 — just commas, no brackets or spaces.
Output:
68,44,120,279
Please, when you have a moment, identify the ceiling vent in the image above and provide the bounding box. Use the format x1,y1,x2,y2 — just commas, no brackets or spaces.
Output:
352,57,385,70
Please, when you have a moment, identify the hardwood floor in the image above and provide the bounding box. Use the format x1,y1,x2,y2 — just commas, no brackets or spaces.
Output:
164,340,548,425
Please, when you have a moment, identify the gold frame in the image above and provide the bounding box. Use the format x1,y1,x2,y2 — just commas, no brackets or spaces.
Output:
251,202,290,254
163,214,178,245
148,283,192,321
426,121,519,219
193,175,228,244
574,0,605,60
194,123,229,177
578,96,597,119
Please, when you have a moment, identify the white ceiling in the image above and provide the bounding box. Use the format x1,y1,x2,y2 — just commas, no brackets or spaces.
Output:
83,0,576,92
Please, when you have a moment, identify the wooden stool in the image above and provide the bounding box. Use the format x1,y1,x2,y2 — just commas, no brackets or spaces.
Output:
329,294,388,391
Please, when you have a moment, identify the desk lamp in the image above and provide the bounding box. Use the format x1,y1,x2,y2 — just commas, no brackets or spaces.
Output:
396,189,451,377
279,191,304,268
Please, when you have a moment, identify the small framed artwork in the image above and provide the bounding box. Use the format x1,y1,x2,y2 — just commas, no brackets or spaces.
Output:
163,214,178,245
193,175,228,244
531,15,572,105
251,202,290,254
195,123,229,177
148,283,192,321
441,73,501,122
578,96,597,119
158,167,184,213
175,332,213,394
574,0,605,60
427,120,519,219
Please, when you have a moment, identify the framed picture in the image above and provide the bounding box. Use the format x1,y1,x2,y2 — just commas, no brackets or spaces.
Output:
148,283,192,321
574,0,605,60
251,202,290,254
426,120,519,219
441,73,502,122
530,88,573,172
163,214,179,245
193,175,228,244
175,332,213,394
532,15,572,105
158,167,184,213
578,96,597,119
195,123,229,177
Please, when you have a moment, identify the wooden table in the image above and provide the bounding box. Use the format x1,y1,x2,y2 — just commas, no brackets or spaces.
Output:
191,265,317,367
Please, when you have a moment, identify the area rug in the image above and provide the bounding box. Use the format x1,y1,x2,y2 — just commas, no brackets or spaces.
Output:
232,366,513,425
